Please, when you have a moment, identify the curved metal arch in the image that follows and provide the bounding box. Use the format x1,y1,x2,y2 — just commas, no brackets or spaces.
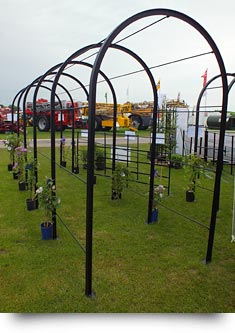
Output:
16,78,73,149
48,43,108,186
86,7,228,295
195,73,235,151
48,41,159,296
31,67,91,179
10,87,27,133
34,43,118,241
108,43,158,224
33,60,118,180
228,76,235,92
36,57,118,183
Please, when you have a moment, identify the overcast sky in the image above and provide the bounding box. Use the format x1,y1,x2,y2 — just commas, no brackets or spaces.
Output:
1,0,235,111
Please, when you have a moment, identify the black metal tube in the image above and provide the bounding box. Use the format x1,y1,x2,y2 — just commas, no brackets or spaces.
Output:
204,129,208,162
89,8,228,266
195,73,235,154
231,136,234,175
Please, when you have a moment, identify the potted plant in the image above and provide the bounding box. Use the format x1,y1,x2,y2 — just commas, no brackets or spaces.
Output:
170,153,183,169
25,159,37,211
60,137,67,167
72,141,79,174
95,146,105,170
184,154,208,202
14,146,28,190
151,184,165,223
36,177,61,240
3,133,22,171
111,163,130,200
81,149,88,169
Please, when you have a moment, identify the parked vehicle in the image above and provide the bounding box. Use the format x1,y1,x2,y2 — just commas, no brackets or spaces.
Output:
25,99,83,132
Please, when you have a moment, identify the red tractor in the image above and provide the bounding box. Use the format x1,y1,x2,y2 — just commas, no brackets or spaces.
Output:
25,99,85,131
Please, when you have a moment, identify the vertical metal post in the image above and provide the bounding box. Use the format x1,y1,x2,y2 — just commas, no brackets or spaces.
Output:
85,72,97,298
60,110,63,166
71,103,75,173
104,132,107,175
212,132,216,165
182,130,185,156
189,137,193,154
51,98,57,240
199,137,202,155
127,134,130,169
231,136,234,175
112,104,117,173
137,134,140,181
204,129,208,162
147,103,158,224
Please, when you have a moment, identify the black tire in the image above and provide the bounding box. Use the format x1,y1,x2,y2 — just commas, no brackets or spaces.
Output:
103,126,112,131
139,125,149,130
37,116,50,132
95,116,102,131
130,115,142,130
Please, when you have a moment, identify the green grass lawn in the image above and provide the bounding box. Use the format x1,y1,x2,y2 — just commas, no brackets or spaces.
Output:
0,126,151,141
0,143,235,313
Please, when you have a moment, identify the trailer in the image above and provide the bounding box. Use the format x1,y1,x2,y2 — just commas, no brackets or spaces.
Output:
0,107,18,133
25,99,83,131
207,114,235,130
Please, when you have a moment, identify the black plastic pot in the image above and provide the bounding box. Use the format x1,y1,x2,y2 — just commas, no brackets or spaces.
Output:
8,163,13,171
18,181,27,191
13,172,19,180
73,166,79,174
186,190,195,202
60,161,67,168
111,191,122,200
26,198,37,211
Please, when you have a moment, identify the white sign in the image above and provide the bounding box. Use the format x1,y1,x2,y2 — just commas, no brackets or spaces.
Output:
7,114,17,121
111,146,131,162
125,131,136,141
151,133,165,144
81,130,88,138
156,133,165,144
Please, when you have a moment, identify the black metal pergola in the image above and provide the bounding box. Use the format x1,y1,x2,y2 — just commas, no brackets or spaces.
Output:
12,8,229,298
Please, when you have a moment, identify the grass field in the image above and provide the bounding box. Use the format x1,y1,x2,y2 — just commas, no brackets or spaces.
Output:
0,136,235,313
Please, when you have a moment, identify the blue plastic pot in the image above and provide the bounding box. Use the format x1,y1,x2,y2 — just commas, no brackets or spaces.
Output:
151,208,158,223
40,222,52,240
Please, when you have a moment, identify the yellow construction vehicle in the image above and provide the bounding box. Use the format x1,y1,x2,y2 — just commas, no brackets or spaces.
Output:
80,97,188,131
81,102,136,131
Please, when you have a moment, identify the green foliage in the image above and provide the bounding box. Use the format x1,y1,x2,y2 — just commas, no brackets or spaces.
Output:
183,154,210,191
171,153,183,169
111,163,130,199
0,146,234,313
3,133,22,163
95,146,105,170
60,137,70,162
153,184,165,208
14,146,28,182
80,148,88,168
26,159,37,200
36,177,60,225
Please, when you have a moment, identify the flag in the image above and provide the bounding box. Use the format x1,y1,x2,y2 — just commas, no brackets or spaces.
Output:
201,69,208,87
156,80,160,91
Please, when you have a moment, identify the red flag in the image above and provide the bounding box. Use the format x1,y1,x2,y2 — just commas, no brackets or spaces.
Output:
201,69,208,87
